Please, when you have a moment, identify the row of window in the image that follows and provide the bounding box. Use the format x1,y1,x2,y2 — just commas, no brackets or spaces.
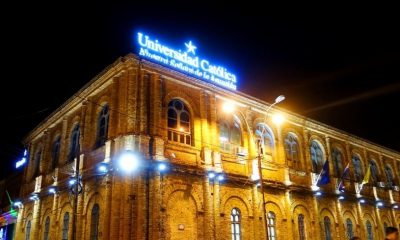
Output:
167,99,400,187
231,207,379,240
31,105,109,177
25,204,100,240
30,99,399,187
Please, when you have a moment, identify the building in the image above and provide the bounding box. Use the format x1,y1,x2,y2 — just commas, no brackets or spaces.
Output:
0,172,22,240
14,52,399,240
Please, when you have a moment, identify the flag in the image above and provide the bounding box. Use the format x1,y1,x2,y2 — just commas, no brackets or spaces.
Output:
317,159,330,185
362,164,371,185
337,162,350,192
358,164,371,193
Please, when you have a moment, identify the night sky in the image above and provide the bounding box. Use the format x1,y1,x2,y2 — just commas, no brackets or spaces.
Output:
1,3,399,178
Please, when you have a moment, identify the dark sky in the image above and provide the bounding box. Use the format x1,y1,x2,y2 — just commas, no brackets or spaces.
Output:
1,3,399,178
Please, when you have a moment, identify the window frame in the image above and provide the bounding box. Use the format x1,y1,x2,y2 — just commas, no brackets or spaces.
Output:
68,124,80,162
96,104,110,148
167,99,192,145
90,204,100,240
62,212,70,240
231,208,241,240
267,211,277,240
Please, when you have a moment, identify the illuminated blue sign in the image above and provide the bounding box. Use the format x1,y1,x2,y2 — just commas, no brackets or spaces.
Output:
15,149,27,169
137,32,237,90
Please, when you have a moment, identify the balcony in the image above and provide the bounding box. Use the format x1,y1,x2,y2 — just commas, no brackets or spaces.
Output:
289,169,309,186
375,186,390,200
42,172,56,188
358,183,374,198
86,146,106,168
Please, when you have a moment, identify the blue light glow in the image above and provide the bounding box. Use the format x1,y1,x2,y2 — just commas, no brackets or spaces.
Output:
118,151,139,173
338,196,345,200
68,179,76,186
157,162,167,172
315,192,322,196
48,187,56,194
217,174,224,181
13,201,22,208
208,172,216,179
15,150,28,169
359,199,366,203
29,194,39,201
137,32,237,90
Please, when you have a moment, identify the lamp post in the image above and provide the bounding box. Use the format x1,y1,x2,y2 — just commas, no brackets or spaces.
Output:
223,95,285,239
257,95,285,239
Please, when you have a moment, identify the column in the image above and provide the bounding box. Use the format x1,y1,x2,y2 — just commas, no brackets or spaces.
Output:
31,198,41,240
213,180,221,240
302,129,310,172
149,172,162,240
103,174,112,239
126,66,139,134
324,136,333,175
60,117,68,165
335,199,346,239
109,77,120,137
251,185,264,239
41,130,51,173
284,190,294,240
203,176,214,240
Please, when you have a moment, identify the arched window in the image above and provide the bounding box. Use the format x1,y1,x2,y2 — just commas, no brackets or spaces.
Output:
346,218,354,239
43,216,50,240
285,133,300,168
96,104,109,147
62,212,70,240
51,136,61,169
324,216,332,240
385,164,394,188
298,214,306,240
68,124,80,162
267,211,277,240
352,155,363,182
331,148,344,177
310,141,324,172
366,220,373,240
397,162,400,183
231,208,241,240
33,149,42,177
90,204,100,240
369,160,380,184
255,124,274,156
25,220,31,240
168,99,191,145
219,115,242,153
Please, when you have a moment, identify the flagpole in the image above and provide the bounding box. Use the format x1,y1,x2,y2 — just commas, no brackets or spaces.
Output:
5,190,13,205
337,162,350,191
314,159,329,186
315,167,324,185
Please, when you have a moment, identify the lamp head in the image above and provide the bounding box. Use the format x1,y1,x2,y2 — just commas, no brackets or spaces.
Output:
222,101,235,113
272,113,285,125
274,95,285,104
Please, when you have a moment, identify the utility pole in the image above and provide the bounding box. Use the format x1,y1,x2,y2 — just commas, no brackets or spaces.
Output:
257,138,269,239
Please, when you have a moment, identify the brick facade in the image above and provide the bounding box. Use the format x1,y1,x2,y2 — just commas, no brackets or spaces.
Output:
14,54,400,240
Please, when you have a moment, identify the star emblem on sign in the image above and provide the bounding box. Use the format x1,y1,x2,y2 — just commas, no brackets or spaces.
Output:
185,41,197,54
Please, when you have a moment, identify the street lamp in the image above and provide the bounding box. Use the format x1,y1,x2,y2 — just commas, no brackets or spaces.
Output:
222,95,285,239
